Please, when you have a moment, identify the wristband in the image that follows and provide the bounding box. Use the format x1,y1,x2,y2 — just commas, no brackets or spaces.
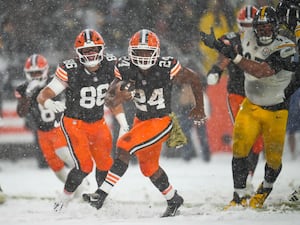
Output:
115,113,128,129
233,54,243,64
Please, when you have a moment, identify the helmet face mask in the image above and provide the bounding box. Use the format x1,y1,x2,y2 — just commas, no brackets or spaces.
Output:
253,6,279,46
129,47,160,70
74,29,105,67
24,54,49,87
255,23,274,44
128,29,160,70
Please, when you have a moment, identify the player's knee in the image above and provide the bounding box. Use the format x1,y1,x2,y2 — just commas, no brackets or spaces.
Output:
266,157,282,171
140,164,157,177
48,158,64,172
80,160,94,174
56,146,74,168
95,156,113,171
232,144,250,158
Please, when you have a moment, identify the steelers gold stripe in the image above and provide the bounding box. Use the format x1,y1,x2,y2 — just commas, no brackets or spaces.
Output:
275,43,296,50
260,6,267,20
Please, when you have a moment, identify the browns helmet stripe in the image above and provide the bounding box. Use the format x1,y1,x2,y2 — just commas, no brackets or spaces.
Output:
82,29,92,43
140,29,149,44
30,54,38,68
246,6,253,20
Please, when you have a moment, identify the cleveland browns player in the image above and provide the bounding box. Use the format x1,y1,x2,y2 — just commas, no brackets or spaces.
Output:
15,54,82,188
82,29,206,217
37,29,129,211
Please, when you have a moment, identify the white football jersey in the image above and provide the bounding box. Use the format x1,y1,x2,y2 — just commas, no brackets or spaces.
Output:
242,31,296,106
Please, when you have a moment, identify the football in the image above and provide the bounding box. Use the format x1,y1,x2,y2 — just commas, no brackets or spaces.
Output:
105,81,135,107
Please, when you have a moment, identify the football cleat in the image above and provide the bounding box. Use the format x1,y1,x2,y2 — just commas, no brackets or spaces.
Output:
161,191,184,217
82,189,108,209
249,182,272,208
224,191,248,210
288,187,300,202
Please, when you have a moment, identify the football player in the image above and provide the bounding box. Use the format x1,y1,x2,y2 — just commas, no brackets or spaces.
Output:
37,29,129,211
205,5,263,198
276,0,300,202
201,6,296,209
82,29,206,217
15,54,85,190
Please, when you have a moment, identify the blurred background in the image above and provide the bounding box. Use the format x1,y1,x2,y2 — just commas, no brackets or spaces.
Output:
0,0,279,165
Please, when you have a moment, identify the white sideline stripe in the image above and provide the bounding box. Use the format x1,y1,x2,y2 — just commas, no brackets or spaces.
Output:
2,100,18,111
0,133,34,143
0,100,35,144
1,118,25,127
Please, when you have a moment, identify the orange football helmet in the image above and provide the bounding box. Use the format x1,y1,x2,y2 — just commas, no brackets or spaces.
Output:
74,29,105,67
128,29,160,70
24,54,49,84
237,5,258,31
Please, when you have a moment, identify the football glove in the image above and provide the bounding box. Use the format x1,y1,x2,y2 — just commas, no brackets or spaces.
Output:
25,80,41,97
215,32,242,60
207,65,223,85
199,27,218,49
44,99,66,113
200,29,242,61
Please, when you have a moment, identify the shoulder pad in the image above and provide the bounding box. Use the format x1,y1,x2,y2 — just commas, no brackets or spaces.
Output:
279,44,296,58
104,53,117,61
276,38,296,58
60,58,78,70
116,56,131,68
118,55,130,61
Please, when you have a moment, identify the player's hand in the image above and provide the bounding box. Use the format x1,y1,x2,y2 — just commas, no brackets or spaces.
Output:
207,65,223,85
25,80,41,97
44,99,66,113
105,81,135,108
189,108,207,126
215,32,242,60
199,27,217,49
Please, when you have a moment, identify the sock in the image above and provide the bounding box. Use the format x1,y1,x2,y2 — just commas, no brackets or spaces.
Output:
99,159,128,194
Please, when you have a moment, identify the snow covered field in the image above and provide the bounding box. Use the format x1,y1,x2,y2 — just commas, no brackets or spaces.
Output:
1,150,300,225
